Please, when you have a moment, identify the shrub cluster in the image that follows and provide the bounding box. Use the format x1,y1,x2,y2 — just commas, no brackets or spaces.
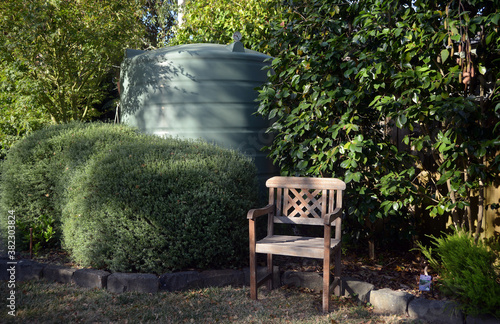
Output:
0,122,258,273
418,229,500,318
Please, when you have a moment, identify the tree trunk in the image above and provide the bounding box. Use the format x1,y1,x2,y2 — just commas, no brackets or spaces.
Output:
474,181,485,244
446,179,460,226
474,73,486,243
368,240,375,260
178,0,185,27
366,219,376,260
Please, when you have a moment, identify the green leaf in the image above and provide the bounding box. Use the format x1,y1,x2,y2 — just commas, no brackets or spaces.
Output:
340,160,350,168
412,92,419,104
440,49,449,63
344,170,354,183
436,171,453,185
491,13,500,25
297,160,308,170
396,114,407,128
381,201,392,213
486,32,494,45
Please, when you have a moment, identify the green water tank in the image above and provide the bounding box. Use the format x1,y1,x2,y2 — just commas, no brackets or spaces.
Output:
119,41,277,184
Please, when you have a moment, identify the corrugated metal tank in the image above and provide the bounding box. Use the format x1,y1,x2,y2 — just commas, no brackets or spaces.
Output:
119,41,277,185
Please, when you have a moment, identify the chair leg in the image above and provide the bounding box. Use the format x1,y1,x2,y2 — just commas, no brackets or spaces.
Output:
334,247,342,296
266,253,273,290
250,247,257,300
322,255,331,313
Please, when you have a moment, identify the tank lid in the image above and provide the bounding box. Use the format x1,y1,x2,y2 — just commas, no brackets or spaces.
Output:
123,42,270,64
226,41,245,53
125,49,146,58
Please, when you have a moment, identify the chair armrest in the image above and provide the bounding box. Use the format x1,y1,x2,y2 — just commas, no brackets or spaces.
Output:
323,208,342,225
247,204,275,220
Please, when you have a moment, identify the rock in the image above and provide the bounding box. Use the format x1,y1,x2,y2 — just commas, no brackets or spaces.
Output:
107,273,158,293
1,259,45,281
17,260,44,281
282,270,323,291
369,288,414,315
243,266,280,289
341,277,375,303
0,259,17,281
408,298,463,323
198,269,244,288
466,314,500,324
159,271,201,291
73,269,110,289
42,265,77,284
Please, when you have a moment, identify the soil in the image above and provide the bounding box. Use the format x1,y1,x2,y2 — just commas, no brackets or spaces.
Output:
25,248,443,301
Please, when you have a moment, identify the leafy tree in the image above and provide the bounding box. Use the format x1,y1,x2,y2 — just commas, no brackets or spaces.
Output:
141,0,178,48
355,0,500,242
0,0,144,123
170,0,284,53
0,62,51,157
256,1,415,254
256,0,500,252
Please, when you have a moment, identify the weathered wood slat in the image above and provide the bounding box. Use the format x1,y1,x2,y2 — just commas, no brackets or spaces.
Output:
255,235,340,259
266,176,346,190
321,189,328,216
274,215,323,225
275,187,282,216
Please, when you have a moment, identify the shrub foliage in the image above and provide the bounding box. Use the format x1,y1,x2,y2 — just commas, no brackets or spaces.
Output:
418,229,500,317
255,0,500,251
0,122,258,273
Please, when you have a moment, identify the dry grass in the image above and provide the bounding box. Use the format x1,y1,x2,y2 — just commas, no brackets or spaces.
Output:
0,279,426,323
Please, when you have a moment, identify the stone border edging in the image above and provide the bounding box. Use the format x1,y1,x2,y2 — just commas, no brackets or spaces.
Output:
1,258,497,323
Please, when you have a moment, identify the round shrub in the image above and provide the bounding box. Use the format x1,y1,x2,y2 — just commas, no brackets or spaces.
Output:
0,122,144,250
1,122,258,273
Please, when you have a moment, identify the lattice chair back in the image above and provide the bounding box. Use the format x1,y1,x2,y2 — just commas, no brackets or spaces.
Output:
266,176,345,227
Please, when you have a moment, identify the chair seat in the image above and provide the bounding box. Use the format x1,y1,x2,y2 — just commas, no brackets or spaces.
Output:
256,235,340,259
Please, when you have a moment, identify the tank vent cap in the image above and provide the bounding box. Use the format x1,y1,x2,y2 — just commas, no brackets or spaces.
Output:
227,31,245,52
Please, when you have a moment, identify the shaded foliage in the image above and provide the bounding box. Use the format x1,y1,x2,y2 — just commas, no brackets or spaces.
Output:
357,0,500,239
256,0,500,250
142,0,178,48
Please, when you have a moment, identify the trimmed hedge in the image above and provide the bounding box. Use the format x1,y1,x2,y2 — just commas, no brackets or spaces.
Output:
0,122,258,273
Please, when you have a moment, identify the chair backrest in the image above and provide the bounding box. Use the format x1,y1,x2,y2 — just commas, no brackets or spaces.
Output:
266,176,346,226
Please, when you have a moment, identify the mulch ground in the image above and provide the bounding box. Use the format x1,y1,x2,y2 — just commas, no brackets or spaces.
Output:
274,250,443,300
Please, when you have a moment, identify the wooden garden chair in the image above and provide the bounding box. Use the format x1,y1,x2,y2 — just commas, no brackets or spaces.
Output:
248,176,346,313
